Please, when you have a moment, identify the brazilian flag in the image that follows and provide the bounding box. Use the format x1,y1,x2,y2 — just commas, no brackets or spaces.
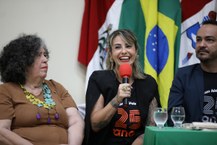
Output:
119,0,181,108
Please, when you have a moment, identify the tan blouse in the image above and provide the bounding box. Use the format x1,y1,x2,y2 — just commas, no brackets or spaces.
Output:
0,79,77,145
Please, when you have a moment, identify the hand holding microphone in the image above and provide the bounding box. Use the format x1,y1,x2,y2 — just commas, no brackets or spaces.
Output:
118,63,132,107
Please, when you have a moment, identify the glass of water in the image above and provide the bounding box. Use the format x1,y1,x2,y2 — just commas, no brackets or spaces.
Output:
153,107,168,129
171,107,185,128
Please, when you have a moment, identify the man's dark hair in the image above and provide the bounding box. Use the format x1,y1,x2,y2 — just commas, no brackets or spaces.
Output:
202,20,217,26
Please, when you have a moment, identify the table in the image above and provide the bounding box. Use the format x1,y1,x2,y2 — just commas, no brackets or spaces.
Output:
143,126,217,145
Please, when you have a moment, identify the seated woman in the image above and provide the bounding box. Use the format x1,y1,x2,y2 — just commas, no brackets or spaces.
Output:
0,34,84,145
83,29,160,145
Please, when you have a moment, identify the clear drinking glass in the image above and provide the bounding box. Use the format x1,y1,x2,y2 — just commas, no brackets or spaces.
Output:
153,107,168,129
171,107,185,128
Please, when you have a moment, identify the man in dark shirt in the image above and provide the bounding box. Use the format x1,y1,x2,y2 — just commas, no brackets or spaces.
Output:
168,20,217,125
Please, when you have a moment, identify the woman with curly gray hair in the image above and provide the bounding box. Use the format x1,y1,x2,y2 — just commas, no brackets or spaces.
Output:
0,34,84,145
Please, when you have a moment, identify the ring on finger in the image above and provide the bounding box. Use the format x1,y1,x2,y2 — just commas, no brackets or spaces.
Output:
122,86,127,91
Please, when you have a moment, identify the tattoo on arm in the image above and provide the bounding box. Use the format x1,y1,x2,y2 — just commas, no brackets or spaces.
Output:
147,97,157,126
110,96,120,108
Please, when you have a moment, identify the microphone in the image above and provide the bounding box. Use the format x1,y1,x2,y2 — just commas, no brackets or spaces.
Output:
119,63,132,107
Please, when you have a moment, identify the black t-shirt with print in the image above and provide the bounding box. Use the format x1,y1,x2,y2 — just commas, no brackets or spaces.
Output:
83,70,160,145
203,71,217,122
106,83,144,145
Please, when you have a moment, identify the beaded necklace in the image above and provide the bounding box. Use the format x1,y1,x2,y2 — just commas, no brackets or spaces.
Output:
20,83,59,123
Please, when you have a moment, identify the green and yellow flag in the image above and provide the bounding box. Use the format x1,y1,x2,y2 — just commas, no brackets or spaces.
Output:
119,0,181,108
79,0,181,108
142,0,181,107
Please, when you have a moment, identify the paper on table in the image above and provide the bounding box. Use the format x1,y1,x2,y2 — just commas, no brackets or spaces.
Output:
192,122,217,129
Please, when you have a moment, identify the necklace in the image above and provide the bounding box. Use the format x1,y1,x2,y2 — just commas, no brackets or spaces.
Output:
20,83,59,123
